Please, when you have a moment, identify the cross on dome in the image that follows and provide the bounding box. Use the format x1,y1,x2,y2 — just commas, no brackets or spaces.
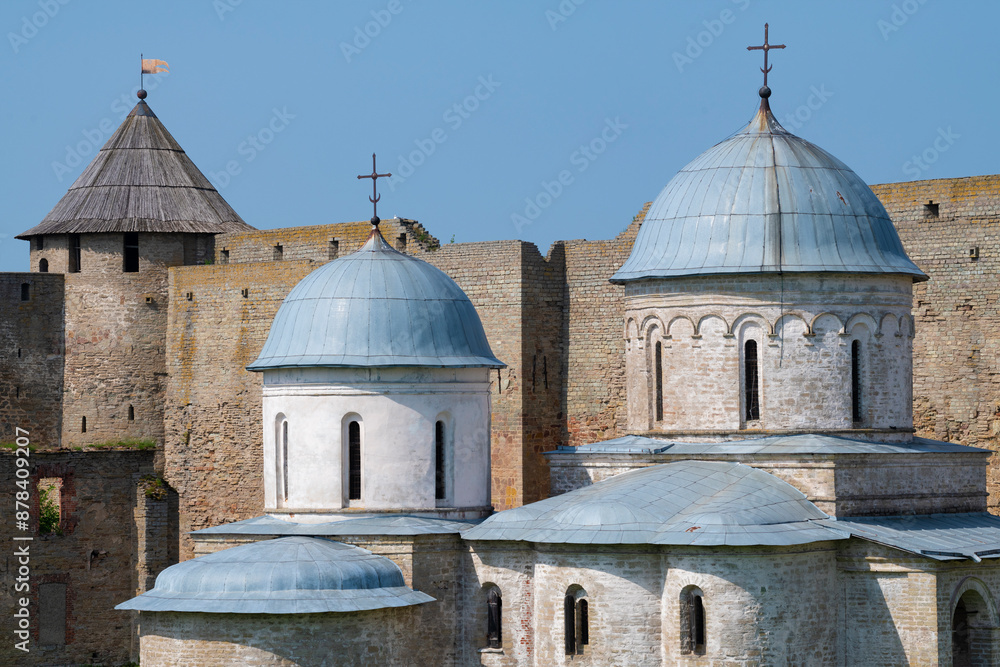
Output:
357,153,391,227
747,23,785,95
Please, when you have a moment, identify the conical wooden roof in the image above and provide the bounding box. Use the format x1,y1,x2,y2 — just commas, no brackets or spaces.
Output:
18,100,254,238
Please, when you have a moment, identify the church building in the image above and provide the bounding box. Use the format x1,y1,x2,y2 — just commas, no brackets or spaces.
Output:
112,55,1000,666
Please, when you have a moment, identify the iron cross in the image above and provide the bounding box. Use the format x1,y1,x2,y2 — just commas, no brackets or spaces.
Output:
747,23,785,88
357,153,391,224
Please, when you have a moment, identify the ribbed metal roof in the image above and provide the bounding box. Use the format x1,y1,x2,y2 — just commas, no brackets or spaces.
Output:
115,536,433,614
463,460,846,546
611,98,926,283
193,514,479,536
18,100,253,238
247,228,505,370
820,513,1000,562
550,434,986,456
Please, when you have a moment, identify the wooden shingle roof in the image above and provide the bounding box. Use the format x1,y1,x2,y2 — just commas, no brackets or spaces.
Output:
17,100,255,238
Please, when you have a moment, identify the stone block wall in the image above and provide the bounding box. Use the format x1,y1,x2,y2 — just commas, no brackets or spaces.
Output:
165,260,318,559
561,205,647,447
0,273,64,447
0,449,155,666
873,176,1000,511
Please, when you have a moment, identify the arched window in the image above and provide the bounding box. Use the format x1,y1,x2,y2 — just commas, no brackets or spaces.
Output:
39,258,48,273
655,341,663,422
435,420,446,501
851,340,862,423
681,587,706,655
744,339,760,422
564,588,589,655
281,419,289,504
348,420,362,501
275,415,288,507
486,586,502,649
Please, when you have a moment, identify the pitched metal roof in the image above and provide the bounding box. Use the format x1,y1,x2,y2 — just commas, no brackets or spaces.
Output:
819,513,1000,562
550,434,987,456
611,98,926,284
247,228,505,370
463,460,847,546
18,100,254,238
115,536,433,614
193,514,479,536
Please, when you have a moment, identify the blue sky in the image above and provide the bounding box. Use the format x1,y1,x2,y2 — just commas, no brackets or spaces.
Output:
1,1,996,271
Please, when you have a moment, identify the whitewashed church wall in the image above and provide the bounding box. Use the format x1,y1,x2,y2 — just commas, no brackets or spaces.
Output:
663,544,840,666
466,543,537,666
261,367,492,516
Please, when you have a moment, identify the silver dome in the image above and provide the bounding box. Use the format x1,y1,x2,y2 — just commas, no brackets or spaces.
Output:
611,99,926,283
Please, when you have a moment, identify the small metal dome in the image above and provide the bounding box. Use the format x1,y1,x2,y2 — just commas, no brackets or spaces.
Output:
248,229,504,370
115,536,434,613
611,100,926,283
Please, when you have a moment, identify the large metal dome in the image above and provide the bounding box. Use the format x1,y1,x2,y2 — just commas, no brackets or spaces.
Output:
611,98,926,284
248,228,504,370
115,536,434,613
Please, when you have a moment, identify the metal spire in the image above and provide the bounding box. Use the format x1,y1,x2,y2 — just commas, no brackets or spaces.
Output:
357,153,391,227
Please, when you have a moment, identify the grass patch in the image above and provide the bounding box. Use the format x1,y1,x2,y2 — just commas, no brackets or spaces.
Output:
81,438,157,451
0,441,37,452
140,474,168,501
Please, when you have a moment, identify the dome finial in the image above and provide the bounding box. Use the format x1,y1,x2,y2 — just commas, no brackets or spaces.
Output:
747,23,785,95
357,153,391,229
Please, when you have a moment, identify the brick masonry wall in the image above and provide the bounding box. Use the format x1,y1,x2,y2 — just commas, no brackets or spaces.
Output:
561,205,647,447
138,609,422,666
0,274,64,447
54,233,198,452
873,175,1000,511
165,260,317,559
0,450,155,666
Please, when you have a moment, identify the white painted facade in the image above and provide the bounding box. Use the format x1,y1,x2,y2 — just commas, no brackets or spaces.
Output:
624,273,915,441
261,366,492,520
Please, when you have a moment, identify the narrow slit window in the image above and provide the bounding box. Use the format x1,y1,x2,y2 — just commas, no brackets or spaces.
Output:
20,283,29,301
123,232,139,273
682,588,706,655
744,340,760,421
435,421,446,501
282,420,289,503
128,405,135,421
69,234,81,273
348,421,361,501
655,341,663,421
692,594,705,653
486,587,502,649
851,340,862,423
81,416,87,433
563,591,589,655
564,594,576,655
34,236,44,251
